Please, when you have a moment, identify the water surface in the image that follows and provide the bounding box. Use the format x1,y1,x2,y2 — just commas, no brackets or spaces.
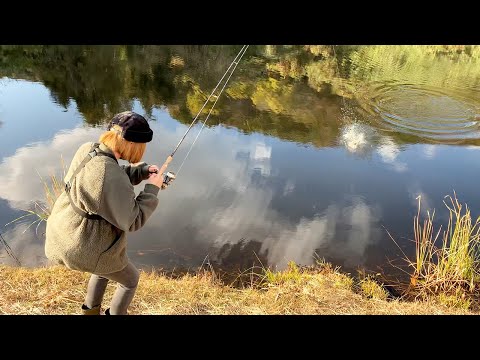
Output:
2,45,480,276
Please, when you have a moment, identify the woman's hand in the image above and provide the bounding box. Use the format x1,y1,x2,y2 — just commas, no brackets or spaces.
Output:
147,171,165,188
148,165,160,174
147,156,173,189
147,168,175,190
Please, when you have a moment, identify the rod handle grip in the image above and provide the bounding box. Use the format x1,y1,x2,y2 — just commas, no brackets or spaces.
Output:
159,155,173,174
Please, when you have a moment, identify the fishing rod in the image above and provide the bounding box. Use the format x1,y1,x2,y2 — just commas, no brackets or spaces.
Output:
0,232,21,266
155,45,249,186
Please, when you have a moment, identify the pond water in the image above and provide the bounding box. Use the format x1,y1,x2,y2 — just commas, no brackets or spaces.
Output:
2,45,480,276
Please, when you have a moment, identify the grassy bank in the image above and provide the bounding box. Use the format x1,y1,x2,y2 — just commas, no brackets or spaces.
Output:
2,171,480,314
0,262,476,315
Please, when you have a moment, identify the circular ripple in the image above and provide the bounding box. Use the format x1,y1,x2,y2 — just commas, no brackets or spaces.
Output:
367,83,480,140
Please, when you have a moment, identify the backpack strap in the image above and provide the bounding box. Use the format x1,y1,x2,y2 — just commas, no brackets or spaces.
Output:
64,143,116,220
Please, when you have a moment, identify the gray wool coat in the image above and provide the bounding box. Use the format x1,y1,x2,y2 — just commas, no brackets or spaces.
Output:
45,142,160,274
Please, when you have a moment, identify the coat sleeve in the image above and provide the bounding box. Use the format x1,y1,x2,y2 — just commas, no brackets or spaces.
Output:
120,162,151,185
97,161,160,232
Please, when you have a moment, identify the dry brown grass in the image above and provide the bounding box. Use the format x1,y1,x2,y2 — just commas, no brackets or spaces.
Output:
387,193,480,310
0,264,476,315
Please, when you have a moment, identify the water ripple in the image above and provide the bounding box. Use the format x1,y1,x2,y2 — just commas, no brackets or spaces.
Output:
366,82,480,140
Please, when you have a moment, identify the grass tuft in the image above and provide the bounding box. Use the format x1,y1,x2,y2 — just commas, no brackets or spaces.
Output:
359,277,389,300
389,192,480,308
5,159,65,232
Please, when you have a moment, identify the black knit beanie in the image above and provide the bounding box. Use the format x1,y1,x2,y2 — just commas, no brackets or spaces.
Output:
107,111,153,143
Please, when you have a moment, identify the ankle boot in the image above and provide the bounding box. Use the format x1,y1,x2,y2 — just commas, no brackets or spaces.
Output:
81,304,101,315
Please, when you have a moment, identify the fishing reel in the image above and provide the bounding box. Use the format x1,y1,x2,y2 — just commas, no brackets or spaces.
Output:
151,169,176,187
162,171,176,186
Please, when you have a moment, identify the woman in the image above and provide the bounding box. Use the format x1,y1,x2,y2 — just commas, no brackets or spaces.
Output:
45,111,171,315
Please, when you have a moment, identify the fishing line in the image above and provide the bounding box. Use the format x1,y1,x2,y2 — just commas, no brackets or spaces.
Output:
169,45,248,158
157,45,249,184
175,45,249,176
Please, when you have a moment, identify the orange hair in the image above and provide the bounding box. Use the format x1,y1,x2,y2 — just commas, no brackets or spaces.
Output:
99,125,146,163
